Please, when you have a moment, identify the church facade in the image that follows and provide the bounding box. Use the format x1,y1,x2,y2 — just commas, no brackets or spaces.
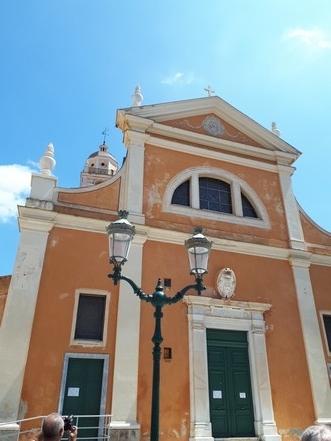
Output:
0,96,331,441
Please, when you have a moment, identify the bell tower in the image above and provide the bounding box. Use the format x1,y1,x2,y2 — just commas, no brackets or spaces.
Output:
80,138,118,187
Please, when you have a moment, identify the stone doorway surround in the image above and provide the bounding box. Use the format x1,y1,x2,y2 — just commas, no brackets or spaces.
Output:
184,295,281,441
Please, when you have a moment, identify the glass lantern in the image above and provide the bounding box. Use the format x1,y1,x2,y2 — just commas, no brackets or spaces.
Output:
106,210,136,266
185,227,212,275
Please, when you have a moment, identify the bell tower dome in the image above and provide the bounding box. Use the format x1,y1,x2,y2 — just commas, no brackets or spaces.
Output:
80,139,118,187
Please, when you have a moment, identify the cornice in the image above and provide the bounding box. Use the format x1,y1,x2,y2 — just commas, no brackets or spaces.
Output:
117,96,300,157
143,225,290,260
149,122,297,165
18,206,55,233
289,250,312,268
116,119,295,173
184,295,272,313
147,134,282,173
311,254,331,267
17,207,331,266
118,112,153,133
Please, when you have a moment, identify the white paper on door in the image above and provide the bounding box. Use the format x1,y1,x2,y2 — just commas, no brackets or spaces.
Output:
67,387,80,397
213,390,222,399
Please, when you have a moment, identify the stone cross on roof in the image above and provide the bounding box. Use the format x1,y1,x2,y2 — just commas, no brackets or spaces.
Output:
204,85,215,97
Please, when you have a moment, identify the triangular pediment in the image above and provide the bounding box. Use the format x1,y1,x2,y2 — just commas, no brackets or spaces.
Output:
162,113,263,148
118,96,300,158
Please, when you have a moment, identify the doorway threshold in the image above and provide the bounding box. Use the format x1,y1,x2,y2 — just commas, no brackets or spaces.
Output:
215,438,259,441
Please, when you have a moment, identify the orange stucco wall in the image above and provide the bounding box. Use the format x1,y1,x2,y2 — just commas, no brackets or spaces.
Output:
21,227,119,418
137,241,314,441
57,176,121,212
300,212,331,253
143,144,289,248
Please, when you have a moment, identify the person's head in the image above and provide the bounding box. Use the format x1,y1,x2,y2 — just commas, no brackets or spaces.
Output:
41,413,64,441
301,425,331,441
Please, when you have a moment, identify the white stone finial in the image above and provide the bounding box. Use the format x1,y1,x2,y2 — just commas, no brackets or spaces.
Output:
39,143,56,175
132,85,143,106
271,122,281,137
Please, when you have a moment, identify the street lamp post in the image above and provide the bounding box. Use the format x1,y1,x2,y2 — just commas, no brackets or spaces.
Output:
106,210,212,441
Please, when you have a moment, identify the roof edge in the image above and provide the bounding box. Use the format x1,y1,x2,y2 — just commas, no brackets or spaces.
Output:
117,96,301,158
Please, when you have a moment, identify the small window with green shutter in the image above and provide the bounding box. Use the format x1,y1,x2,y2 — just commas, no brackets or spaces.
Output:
74,294,106,341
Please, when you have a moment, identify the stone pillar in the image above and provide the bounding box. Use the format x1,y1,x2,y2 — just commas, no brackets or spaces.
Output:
0,225,51,440
290,255,331,424
278,166,305,250
0,165,56,441
249,323,280,441
187,309,213,441
109,236,146,441
120,131,146,225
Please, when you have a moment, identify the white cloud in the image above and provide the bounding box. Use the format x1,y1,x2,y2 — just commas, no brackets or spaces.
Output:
0,164,33,223
285,28,331,49
161,71,195,85
27,159,39,169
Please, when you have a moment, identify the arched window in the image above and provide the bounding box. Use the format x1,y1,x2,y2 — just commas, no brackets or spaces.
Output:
163,167,270,229
199,178,232,214
241,193,258,218
171,180,190,206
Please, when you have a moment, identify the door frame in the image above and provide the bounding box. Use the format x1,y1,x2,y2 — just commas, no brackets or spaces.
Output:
58,353,109,426
184,295,281,441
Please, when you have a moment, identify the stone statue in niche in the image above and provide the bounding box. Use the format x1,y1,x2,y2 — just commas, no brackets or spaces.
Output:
216,268,236,299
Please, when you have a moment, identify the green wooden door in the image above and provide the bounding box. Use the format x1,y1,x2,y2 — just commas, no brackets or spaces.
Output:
62,357,104,440
207,330,255,438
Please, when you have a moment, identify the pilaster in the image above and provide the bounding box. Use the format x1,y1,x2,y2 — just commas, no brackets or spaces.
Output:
109,235,147,441
187,313,213,441
290,254,331,423
0,168,56,439
249,325,280,441
120,131,147,225
0,223,52,429
277,166,305,250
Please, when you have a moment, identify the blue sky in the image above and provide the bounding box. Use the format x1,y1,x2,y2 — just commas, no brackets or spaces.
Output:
1,0,331,275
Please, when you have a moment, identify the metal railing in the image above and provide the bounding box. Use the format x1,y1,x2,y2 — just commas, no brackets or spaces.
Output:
0,414,112,440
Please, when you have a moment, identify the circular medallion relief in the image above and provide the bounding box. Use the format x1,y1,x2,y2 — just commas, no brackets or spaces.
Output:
216,268,236,299
202,116,224,136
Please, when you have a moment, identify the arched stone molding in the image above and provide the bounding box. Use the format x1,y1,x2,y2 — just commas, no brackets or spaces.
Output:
163,166,270,229
184,295,280,441
54,165,125,196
